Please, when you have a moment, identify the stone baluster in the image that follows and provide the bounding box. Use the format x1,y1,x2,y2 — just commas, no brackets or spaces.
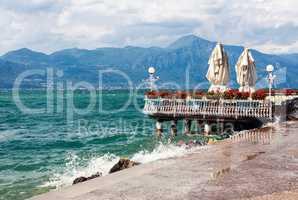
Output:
155,121,163,137
170,120,178,137
184,119,192,135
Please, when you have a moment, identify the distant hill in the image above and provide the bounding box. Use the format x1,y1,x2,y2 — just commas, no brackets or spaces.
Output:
1,35,297,89
2,48,49,66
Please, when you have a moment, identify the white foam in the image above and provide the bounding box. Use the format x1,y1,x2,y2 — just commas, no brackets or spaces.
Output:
0,129,23,142
44,142,208,189
44,153,119,189
131,142,207,163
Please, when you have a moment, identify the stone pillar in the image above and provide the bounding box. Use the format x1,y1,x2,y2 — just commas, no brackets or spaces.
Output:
170,120,178,137
196,120,204,135
155,121,163,137
204,122,211,136
184,119,192,135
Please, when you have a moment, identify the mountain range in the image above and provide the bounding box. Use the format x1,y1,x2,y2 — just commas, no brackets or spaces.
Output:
0,35,297,89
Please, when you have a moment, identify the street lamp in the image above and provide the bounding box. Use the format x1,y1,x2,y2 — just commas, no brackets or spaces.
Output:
266,65,275,120
266,65,275,100
148,67,155,75
146,67,159,91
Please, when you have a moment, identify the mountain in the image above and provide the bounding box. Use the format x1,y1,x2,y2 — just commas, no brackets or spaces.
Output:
168,35,214,49
2,48,49,66
0,58,30,88
1,35,298,89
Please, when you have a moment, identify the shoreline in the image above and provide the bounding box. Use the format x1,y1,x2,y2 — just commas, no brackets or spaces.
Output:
29,121,298,200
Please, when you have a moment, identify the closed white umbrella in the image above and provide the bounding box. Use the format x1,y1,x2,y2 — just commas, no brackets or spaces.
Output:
235,48,257,93
206,43,230,92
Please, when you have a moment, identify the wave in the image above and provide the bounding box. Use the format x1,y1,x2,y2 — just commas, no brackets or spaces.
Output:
43,153,119,189
0,129,25,142
131,142,207,163
43,142,208,189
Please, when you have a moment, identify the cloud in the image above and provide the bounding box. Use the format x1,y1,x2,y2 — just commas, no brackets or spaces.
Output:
0,0,298,54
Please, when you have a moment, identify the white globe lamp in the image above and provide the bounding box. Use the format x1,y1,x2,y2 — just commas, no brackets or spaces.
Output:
148,67,155,75
266,65,274,73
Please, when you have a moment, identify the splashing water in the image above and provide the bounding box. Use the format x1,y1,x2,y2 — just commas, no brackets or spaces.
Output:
132,142,208,163
44,142,208,189
44,153,119,189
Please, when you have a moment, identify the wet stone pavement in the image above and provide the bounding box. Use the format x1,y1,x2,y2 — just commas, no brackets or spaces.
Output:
30,121,298,200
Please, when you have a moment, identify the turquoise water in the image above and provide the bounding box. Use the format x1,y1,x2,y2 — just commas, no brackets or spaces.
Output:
0,90,200,200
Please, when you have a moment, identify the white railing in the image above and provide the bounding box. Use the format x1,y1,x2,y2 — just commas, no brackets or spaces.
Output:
143,97,271,119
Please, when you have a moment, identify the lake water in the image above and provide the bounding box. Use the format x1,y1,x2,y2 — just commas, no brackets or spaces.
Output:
0,90,203,200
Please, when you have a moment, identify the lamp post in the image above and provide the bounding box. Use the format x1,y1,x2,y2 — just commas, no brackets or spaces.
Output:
266,65,275,120
146,67,159,91
146,67,161,137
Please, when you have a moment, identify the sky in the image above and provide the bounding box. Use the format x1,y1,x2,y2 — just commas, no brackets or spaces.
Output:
0,0,298,55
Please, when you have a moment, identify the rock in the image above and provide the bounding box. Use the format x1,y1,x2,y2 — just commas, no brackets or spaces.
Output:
177,139,207,149
195,140,207,146
73,177,88,185
187,140,195,146
177,140,186,146
72,172,102,185
109,158,140,174
87,172,102,180
185,140,196,149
